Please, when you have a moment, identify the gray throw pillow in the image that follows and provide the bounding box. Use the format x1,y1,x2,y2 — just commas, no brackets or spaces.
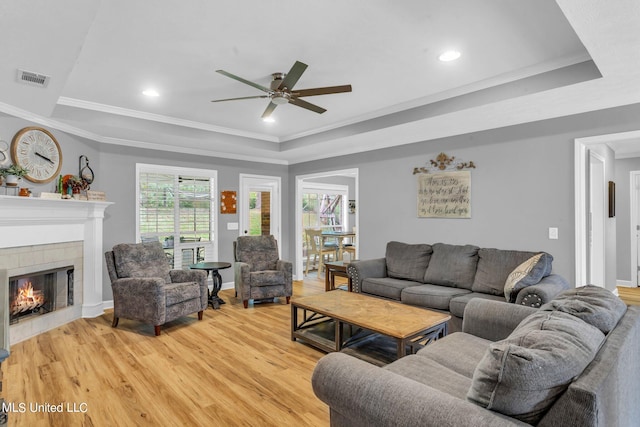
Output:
385,241,432,282
503,253,553,303
541,285,627,334
467,310,605,425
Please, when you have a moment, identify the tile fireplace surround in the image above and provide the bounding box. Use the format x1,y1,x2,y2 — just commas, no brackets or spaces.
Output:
0,195,112,348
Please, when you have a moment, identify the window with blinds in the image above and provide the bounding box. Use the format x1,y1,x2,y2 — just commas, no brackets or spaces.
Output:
137,165,216,269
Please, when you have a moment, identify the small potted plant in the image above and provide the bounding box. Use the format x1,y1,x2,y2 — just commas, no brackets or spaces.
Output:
1,164,29,187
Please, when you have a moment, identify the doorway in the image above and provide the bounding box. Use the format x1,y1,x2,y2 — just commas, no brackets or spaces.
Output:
295,168,359,281
575,129,640,289
239,174,281,251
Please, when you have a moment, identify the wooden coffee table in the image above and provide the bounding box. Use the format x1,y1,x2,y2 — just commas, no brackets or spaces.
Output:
291,291,450,364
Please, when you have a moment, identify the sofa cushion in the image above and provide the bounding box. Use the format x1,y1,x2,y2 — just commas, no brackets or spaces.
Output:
361,277,421,300
449,293,505,318
541,285,627,334
385,241,433,282
384,355,472,400
416,332,491,379
471,248,541,297
503,253,553,303
401,285,471,310
250,270,285,287
467,310,605,425
165,281,201,306
423,243,479,290
113,242,171,283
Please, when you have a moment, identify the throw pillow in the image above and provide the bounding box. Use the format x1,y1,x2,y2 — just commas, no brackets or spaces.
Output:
541,285,627,334
504,253,553,303
385,241,433,282
467,310,605,424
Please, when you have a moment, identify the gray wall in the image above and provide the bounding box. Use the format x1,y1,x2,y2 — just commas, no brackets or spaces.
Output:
289,103,640,290
0,114,101,195
6,102,640,300
97,144,289,300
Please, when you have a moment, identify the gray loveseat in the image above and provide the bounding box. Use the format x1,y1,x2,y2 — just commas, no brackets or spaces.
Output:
312,286,640,426
348,241,570,332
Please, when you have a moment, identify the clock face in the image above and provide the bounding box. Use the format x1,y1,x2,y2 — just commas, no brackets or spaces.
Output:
11,127,63,183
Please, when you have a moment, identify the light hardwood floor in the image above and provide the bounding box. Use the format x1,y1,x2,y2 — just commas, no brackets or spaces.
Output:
3,276,341,427
617,286,640,306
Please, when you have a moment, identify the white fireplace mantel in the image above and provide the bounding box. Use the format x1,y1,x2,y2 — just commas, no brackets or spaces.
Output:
0,195,113,318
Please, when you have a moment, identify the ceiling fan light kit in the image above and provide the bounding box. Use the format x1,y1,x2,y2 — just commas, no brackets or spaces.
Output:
212,60,352,119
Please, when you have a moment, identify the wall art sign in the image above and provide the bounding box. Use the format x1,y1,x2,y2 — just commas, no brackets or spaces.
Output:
417,170,471,218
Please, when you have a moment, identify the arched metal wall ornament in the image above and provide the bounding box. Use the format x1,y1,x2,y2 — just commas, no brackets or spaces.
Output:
412,152,476,174
413,153,476,219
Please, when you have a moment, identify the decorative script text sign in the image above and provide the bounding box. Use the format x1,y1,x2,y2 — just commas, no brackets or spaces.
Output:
417,171,471,218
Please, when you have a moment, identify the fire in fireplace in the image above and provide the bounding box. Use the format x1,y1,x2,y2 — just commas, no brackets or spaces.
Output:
9,267,74,324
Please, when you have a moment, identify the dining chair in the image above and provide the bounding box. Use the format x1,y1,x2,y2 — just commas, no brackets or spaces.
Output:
342,226,357,260
304,228,337,276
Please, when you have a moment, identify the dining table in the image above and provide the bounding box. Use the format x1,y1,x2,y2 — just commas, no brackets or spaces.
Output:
319,230,356,276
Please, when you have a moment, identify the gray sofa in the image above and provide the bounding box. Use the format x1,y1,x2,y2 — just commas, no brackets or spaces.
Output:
312,286,640,426
348,241,570,332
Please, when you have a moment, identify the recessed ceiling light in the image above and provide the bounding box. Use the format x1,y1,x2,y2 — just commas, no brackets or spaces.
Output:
262,117,275,123
142,88,160,97
438,50,461,62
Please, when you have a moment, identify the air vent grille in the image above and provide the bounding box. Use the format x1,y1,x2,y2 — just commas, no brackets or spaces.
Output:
16,69,50,88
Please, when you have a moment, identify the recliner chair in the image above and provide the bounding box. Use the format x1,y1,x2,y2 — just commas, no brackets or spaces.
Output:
234,235,292,308
105,241,208,336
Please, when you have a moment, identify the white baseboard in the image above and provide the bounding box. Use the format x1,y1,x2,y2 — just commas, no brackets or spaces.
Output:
617,280,635,288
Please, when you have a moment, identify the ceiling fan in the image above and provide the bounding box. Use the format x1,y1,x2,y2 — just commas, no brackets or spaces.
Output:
211,60,352,119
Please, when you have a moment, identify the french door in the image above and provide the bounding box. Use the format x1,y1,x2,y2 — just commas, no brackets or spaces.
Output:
239,174,281,247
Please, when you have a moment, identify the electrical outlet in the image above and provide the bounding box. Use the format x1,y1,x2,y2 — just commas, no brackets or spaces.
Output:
549,227,559,240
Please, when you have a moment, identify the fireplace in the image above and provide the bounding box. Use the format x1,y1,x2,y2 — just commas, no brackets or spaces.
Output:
9,266,74,324
0,195,111,348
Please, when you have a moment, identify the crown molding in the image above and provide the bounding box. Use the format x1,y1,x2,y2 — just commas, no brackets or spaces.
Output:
57,97,280,143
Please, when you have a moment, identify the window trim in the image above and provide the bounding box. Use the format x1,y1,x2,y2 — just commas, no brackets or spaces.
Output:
300,182,349,230
135,163,218,263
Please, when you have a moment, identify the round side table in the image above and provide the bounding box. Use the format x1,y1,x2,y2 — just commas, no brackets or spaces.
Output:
189,262,232,309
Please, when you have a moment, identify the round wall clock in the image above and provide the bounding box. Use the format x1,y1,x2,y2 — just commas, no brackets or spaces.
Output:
11,127,63,184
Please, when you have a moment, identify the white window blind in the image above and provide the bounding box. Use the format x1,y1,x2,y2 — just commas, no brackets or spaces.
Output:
137,166,216,269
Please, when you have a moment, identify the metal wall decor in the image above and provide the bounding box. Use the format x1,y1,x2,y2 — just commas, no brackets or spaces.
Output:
412,152,476,175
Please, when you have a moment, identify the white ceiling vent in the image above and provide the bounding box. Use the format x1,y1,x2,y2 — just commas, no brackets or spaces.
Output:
16,69,50,88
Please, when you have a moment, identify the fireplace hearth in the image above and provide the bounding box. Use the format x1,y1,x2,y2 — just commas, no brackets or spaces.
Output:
9,267,74,324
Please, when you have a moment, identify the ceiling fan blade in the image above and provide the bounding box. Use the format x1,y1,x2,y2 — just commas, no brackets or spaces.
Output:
216,70,271,93
293,85,352,97
211,95,268,103
289,97,326,114
261,102,278,119
278,61,308,90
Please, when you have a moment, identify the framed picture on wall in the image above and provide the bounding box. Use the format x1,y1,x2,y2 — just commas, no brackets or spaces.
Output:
609,181,615,218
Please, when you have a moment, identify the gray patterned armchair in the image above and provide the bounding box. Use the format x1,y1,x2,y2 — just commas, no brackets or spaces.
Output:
105,242,208,336
234,235,292,308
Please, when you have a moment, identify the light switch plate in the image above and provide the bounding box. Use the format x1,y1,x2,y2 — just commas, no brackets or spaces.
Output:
227,222,239,230
548,227,558,240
